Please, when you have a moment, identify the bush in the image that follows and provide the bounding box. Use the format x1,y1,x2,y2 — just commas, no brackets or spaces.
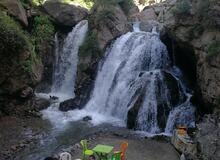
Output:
0,12,31,54
172,0,191,16
62,0,94,9
0,12,40,74
32,15,55,45
206,41,220,59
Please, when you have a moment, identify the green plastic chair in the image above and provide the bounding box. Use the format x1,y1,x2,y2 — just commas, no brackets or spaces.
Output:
109,151,121,160
80,140,94,160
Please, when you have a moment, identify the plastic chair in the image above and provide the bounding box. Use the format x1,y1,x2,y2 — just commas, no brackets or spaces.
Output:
110,151,121,160
59,152,72,160
80,140,94,160
119,142,128,160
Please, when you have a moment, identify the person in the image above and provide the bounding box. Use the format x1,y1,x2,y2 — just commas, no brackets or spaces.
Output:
89,155,96,160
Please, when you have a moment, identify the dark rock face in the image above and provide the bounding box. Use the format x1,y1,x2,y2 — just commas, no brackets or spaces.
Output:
59,98,80,112
0,0,28,26
196,112,220,160
19,86,34,99
34,97,51,111
136,0,220,110
43,1,88,27
127,89,145,129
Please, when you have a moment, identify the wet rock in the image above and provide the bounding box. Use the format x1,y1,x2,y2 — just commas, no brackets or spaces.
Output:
49,96,59,101
34,97,51,110
43,1,88,27
196,112,220,160
171,129,197,156
127,88,145,129
20,86,34,98
83,116,92,122
59,99,80,112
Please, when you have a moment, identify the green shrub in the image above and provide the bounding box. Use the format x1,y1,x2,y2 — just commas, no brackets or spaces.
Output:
172,0,191,16
32,15,55,44
79,31,102,59
206,41,220,59
61,0,94,9
0,12,40,74
0,12,31,54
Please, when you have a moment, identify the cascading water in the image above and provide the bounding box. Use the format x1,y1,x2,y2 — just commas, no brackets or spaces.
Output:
40,20,88,127
42,21,195,135
83,24,195,134
51,20,88,100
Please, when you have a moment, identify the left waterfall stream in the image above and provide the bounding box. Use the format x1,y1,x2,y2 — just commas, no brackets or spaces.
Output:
15,20,94,160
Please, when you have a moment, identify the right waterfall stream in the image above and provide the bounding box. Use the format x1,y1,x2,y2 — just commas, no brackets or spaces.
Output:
84,25,195,135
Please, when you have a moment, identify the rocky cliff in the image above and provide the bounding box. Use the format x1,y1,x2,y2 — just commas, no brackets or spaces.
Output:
0,0,54,116
138,0,220,111
136,0,220,159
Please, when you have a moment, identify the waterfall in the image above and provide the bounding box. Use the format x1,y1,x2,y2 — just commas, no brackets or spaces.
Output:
42,21,195,135
84,25,195,134
51,20,88,100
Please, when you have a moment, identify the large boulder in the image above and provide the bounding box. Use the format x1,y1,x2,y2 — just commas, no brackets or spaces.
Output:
0,0,28,26
91,4,131,49
43,0,88,27
59,98,80,112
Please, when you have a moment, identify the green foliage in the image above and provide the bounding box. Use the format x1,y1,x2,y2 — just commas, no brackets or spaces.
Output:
0,12,31,53
0,12,41,74
20,0,30,5
22,46,40,73
32,15,55,47
172,0,191,16
22,59,33,73
79,32,102,59
32,15,54,43
32,0,45,6
61,0,94,9
206,41,220,59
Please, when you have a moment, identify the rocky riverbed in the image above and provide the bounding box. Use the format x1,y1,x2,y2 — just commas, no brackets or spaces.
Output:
0,116,179,160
